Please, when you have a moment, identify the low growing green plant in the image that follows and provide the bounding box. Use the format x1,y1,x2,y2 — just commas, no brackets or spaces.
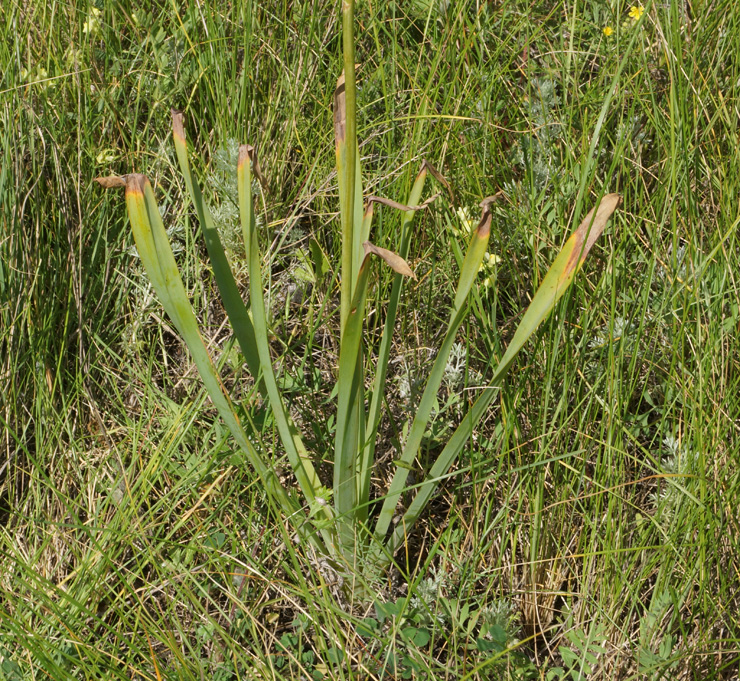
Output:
96,1,619,581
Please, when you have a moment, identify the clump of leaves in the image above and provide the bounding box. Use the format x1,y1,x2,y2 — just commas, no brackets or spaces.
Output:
95,0,620,585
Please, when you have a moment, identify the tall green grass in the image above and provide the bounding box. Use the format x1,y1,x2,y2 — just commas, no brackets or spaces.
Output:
1,0,739,679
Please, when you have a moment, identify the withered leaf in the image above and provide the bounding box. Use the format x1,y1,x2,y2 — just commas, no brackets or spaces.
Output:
94,176,126,189
239,144,267,187
365,195,436,212
171,109,186,141
421,160,454,203
567,193,621,270
363,241,415,279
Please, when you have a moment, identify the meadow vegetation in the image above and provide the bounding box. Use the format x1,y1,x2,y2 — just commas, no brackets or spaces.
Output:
1,0,739,679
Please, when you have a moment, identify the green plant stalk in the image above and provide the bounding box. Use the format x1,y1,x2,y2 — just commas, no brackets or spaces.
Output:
334,0,373,559
334,229,420,556
333,86,366,555
337,0,360,333
335,73,352,333
236,146,334,537
342,1,361,275
121,174,307,535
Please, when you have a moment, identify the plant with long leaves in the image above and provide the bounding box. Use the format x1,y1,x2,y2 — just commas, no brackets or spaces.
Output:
96,3,619,578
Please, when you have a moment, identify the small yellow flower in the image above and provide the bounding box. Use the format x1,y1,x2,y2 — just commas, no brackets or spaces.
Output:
65,46,83,67
83,7,102,36
603,26,614,37
20,65,53,89
628,5,644,22
452,207,477,238
96,149,118,165
478,251,501,289
481,251,501,268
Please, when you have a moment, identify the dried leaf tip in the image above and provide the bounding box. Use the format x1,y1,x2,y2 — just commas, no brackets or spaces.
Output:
421,160,454,203
123,173,148,196
238,144,251,168
564,193,621,274
334,74,346,143
238,144,266,186
171,109,186,141
363,241,415,279
479,191,504,210
477,210,493,240
94,176,126,189
575,193,621,255
366,195,433,213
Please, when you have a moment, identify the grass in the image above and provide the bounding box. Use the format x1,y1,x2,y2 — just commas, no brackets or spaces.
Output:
1,0,739,678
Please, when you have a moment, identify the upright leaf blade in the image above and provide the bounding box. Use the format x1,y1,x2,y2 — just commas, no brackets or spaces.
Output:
118,174,306,533
385,193,621,560
333,204,375,556
371,204,493,550
236,146,332,530
170,111,263,388
334,75,365,334
358,162,430,521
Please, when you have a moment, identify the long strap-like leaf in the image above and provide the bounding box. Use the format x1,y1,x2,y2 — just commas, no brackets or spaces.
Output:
170,111,263,390
333,221,374,555
357,163,430,523
121,174,308,534
370,204,493,550
236,146,333,531
382,193,621,561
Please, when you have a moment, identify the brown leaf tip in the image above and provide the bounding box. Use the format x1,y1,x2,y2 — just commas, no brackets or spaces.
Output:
238,144,251,169
421,160,454,203
477,210,492,240
578,193,621,252
124,173,148,196
566,193,621,273
94,176,126,189
479,191,504,210
171,109,186,141
238,144,266,186
363,241,416,279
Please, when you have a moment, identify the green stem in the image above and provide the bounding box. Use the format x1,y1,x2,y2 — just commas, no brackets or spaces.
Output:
341,0,357,332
